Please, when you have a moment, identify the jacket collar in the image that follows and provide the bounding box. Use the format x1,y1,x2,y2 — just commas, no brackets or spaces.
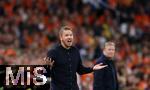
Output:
59,44,73,51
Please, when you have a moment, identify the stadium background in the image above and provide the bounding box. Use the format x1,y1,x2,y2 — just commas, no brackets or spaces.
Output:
0,0,149,90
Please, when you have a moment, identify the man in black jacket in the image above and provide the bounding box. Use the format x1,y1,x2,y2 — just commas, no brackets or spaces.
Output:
93,42,119,90
44,26,107,90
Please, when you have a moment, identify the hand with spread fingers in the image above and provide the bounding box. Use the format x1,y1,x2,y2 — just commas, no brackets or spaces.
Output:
93,63,107,70
43,57,54,69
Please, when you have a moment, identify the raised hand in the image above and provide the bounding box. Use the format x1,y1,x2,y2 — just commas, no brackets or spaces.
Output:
43,57,54,69
93,63,107,70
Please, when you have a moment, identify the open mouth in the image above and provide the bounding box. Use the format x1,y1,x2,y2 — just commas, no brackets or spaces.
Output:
67,40,72,43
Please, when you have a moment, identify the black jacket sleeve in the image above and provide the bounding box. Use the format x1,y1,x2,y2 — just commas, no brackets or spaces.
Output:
46,49,56,77
77,51,93,75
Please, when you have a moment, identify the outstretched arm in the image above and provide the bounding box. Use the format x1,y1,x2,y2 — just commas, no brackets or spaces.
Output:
77,52,107,75
93,63,107,70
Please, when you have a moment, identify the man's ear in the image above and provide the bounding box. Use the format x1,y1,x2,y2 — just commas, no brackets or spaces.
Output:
103,48,105,51
59,34,61,39
103,49,107,56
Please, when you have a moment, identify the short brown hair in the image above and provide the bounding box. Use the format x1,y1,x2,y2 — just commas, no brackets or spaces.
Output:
59,26,73,36
104,41,115,48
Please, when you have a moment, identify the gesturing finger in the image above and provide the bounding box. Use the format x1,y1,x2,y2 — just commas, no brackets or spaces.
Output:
51,60,54,65
49,58,53,62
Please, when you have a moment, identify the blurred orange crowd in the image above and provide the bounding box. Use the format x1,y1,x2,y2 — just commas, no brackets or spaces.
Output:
0,0,149,90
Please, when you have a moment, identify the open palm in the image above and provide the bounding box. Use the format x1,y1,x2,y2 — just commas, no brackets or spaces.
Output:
43,57,54,69
93,63,107,70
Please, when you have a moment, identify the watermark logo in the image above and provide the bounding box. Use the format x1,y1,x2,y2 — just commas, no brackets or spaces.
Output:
0,65,50,89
